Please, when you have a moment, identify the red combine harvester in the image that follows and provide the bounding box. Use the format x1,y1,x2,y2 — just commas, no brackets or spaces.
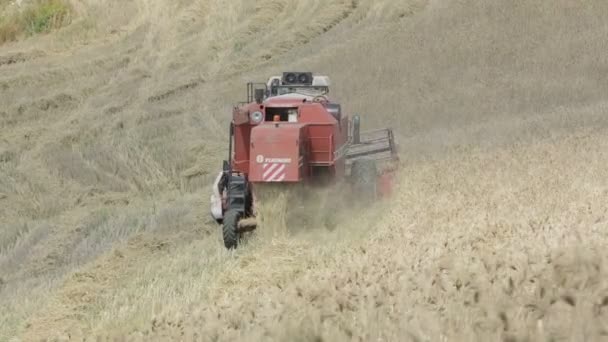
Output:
210,72,398,249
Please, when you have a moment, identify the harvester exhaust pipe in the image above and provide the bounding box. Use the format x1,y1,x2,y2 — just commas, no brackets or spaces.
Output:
353,114,361,144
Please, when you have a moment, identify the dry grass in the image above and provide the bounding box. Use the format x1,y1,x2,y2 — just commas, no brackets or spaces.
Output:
1,0,608,341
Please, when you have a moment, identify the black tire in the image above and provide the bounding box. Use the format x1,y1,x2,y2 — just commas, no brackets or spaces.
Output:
351,158,377,199
222,209,240,249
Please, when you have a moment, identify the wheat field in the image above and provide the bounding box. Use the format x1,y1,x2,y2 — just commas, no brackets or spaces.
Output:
2,0,608,341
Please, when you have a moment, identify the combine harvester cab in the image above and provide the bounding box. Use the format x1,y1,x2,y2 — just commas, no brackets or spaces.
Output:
210,72,399,249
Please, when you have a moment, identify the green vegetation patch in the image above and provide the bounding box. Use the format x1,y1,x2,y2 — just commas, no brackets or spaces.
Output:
0,0,72,44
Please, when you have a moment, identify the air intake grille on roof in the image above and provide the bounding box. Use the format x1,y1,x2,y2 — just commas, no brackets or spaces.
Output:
282,72,313,85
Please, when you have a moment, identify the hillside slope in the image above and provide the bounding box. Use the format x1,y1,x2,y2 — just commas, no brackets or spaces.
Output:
1,0,608,340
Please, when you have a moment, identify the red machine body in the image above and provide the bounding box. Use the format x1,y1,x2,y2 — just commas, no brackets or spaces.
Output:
232,97,349,184
212,72,398,249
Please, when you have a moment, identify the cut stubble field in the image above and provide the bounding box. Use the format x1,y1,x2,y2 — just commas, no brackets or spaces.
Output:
1,0,608,341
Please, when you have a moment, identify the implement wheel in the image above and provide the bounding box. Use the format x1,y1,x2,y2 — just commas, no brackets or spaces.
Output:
223,209,241,249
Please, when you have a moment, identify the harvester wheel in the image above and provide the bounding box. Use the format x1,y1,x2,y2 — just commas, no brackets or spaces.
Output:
351,158,377,200
222,209,241,249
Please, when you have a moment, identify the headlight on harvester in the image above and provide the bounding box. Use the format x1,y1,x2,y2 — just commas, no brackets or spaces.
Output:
250,111,263,124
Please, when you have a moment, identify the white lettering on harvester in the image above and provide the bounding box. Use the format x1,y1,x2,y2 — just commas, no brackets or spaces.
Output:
265,158,292,164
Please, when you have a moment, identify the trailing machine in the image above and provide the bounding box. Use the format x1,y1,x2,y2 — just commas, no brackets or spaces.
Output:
210,72,399,249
